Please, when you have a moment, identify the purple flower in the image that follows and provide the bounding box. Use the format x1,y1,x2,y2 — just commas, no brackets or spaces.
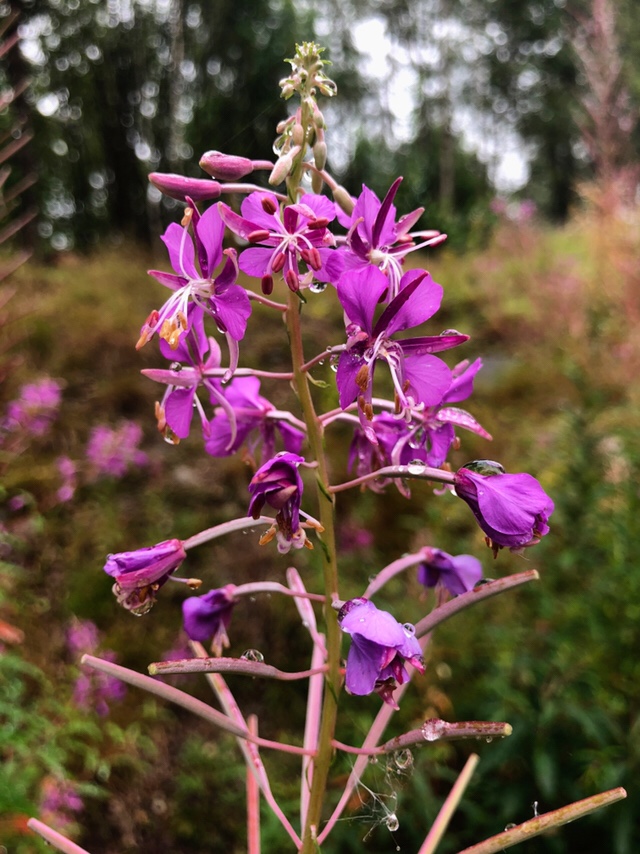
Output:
338,598,424,708
39,777,83,832
104,538,187,614
86,420,148,479
138,202,250,355
205,375,304,461
56,455,77,503
248,452,309,553
1,378,62,439
336,266,466,440
182,584,237,655
219,191,337,293
417,547,483,595
336,178,445,301
454,460,554,555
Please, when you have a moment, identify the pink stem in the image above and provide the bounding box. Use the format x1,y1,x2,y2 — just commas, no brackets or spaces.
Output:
183,515,274,550
301,346,344,373
301,637,326,830
415,570,539,638
189,641,303,848
246,715,261,854
362,551,428,598
247,291,288,311
149,657,327,680
286,567,327,654
234,580,325,603
417,754,480,854
27,819,91,854
329,464,456,494
81,654,312,756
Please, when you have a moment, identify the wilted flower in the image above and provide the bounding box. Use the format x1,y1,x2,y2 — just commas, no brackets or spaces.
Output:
104,538,187,615
338,598,424,708
417,547,483,595
248,452,311,553
454,460,554,555
182,585,237,655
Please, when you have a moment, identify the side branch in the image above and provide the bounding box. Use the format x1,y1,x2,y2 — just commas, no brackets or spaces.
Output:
456,788,627,854
149,656,327,681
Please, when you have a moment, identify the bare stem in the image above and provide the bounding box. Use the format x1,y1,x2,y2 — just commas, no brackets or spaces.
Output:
456,788,627,854
27,819,91,854
329,464,456,494
246,715,261,854
149,656,327,680
418,754,479,854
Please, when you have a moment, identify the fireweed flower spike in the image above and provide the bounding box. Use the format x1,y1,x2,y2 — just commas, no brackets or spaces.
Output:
454,460,555,555
336,265,466,440
182,585,238,656
338,598,424,709
417,547,483,596
248,452,315,553
137,201,251,375
104,539,189,615
219,191,338,294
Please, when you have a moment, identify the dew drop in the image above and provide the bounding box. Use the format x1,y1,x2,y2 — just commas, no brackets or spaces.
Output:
330,361,339,372
367,573,377,583
504,823,517,831
402,622,416,636
393,748,413,771
318,360,325,366
368,755,378,765
385,813,399,832
241,649,264,662
422,719,446,742
309,281,327,293
170,361,182,372
407,459,425,475
485,737,493,743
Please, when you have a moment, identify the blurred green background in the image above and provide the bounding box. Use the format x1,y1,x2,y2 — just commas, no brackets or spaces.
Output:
1,1,639,852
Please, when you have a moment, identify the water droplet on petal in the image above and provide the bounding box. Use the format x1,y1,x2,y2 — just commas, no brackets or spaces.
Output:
241,649,264,662
309,281,327,293
170,361,182,372
403,623,416,636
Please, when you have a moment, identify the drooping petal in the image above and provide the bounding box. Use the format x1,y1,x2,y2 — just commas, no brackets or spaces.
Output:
164,387,196,439
336,349,367,409
345,636,390,695
212,285,251,341
444,357,483,403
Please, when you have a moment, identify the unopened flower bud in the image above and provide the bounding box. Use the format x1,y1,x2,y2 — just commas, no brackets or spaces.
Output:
292,123,305,147
199,150,254,181
313,140,327,172
269,150,295,186
148,172,222,202
333,185,355,217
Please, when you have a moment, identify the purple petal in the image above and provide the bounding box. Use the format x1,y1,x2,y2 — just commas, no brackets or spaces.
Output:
195,203,224,276
402,354,452,407
378,270,442,337
400,333,470,355
336,349,366,409
340,599,406,647
444,358,483,403
337,266,388,333
165,387,196,438
161,223,198,279
299,193,336,221
212,285,251,341
372,177,402,248
240,192,281,231
345,636,389,695
239,246,277,278
147,270,187,291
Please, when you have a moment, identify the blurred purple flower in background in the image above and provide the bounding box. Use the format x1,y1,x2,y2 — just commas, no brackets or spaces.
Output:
67,619,126,716
86,420,148,480
39,777,84,833
0,378,62,440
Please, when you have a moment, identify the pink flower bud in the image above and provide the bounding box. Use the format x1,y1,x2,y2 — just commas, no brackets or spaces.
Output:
199,150,254,181
149,172,222,202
